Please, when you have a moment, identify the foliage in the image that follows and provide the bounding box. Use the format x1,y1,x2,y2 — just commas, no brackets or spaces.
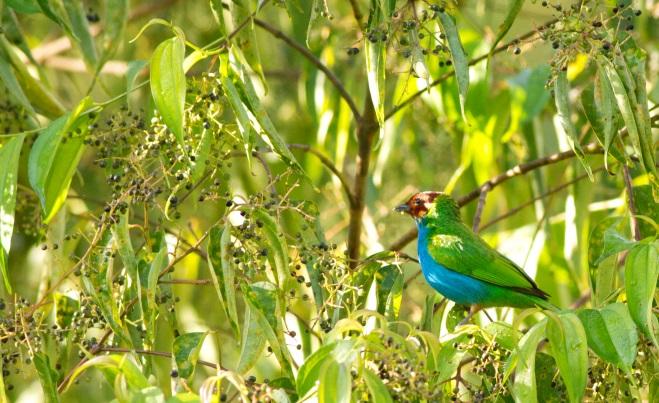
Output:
0,0,657,402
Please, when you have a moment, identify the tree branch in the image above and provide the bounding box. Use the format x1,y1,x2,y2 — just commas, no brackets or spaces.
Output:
347,0,364,27
347,89,379,268
622,165,641,241
253,18,362,121
287,144,356,207
385,19,557,120
389,142,603,251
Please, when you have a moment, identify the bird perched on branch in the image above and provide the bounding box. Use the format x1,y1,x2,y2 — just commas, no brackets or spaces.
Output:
395,191,556,321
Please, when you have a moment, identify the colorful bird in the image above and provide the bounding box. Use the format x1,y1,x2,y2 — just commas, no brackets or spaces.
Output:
395,191,556,319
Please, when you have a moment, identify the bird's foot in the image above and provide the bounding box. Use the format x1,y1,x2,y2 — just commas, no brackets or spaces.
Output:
458,305,482,327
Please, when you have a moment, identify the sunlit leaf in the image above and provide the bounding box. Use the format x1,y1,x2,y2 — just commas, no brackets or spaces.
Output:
173,332,207,380
34,353,60,403
546,312,588,403
554,71,593,180
577,303,637,371
437,10,469,122
362,368,393,403
28,97,95,223
624,240,659,346
0,134,24,293
207,223,240,337
151,35,186,150
221,74,253,164
365,3,386,127
318,360,350,403
62,354,148,392
506,319,546,403
236,305,267,374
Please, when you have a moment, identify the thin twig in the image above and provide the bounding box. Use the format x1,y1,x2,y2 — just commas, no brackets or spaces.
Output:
389,142,604,251
385,19,557,120
347,0,364,26
472,183,491,233
253,18,362,120
97,347,223,370
287,144,356,207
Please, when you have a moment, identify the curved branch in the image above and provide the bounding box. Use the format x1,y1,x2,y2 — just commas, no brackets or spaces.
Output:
287,143,357,208
389,142,603,251
385,19,557,120
253,18,362,121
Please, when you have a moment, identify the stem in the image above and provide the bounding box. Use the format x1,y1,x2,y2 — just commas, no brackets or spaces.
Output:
347,90,379,268
622,165,641,241
253,18,362,120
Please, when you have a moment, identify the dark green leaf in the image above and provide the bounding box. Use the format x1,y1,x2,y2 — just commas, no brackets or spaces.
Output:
554,71,593,180
375,265,403,320
36,0,74,37
0,52,35,117
546,312,588,403
577,303,637,370
54,293,79,328
150,36,186,150
7,0,40,13
173,332,207,380
437,11,469,122
624,240,659,346
0,133,24,293
34,353,60,403
588,218,635,267
28,97,95,223
318,360,350,403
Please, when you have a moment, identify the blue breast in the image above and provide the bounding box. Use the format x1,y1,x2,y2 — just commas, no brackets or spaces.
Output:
416,220,490,305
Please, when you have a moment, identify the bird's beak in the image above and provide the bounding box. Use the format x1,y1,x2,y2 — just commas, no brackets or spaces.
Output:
394,204,410,214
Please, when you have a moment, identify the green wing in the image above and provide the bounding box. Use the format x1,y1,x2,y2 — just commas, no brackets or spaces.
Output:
427,224,548,299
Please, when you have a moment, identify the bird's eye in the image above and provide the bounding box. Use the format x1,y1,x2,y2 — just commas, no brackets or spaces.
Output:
414,199,423,206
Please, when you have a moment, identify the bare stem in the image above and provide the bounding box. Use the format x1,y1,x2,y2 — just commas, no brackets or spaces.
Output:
472,183,491,232
622,165,641,241
254,18,362,120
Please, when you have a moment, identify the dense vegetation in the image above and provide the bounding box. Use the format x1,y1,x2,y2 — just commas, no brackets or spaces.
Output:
0,0,657,401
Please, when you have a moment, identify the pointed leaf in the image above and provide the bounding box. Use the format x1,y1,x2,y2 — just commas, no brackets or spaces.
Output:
507,319,546,403
63,0,98,69
546,312,588,403
207,223,240,337
437,10,469,122
33,353,60,403
151,36,186,150
0,134,24,293
173,332,207,380
318,360,350,403
624,240,659,346
98,0,128,71
554,70,593,180
236,305,267,374
362,368,393,403
489,0,524,56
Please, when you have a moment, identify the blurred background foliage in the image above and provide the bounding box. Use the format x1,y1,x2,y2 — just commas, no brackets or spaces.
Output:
0,0,657,402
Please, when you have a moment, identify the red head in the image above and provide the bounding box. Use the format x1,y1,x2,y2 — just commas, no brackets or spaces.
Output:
394,191,442,218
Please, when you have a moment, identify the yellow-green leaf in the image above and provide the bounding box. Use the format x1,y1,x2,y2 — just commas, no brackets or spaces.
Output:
151,36,186,150
0,134,24,293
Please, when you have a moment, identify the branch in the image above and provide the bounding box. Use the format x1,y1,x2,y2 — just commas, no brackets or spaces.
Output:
389,142,603,251
347,89,379,268
253,18,362,120
384,19,557,120
347,0,364,27
287,144,356,207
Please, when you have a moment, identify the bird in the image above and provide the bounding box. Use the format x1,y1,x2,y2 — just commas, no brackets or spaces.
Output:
395,191,556,321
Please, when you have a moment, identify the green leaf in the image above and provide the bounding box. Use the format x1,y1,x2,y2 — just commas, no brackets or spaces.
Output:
146,243,168,343
98,0,128,71
365,4,385,127
221,74,253,164
0,36,65,118
553,70,593,180
624,241,659,346
207,223,240,337
54,292,79,328
62,355,148,392
36,0,74,38
296,340,356,398
488,0,524,57
375,265,403,320
28,97,95,223
483,321,522,351
7,0,40,13
588,218,635,267
577,303,637,371
150,36,186,150
508,319,547,403
252,208,289,291
362,368,393,403
236,304,267,374
0,134,24,293
318,360,350,403
0,51,36,117
436,333,468,383
173,332,207,380
63,0,98,69
241,281,294,377
230,0,265,87
238,67,301,171
437,10,469,122
546,312,588,403
33,353,60,403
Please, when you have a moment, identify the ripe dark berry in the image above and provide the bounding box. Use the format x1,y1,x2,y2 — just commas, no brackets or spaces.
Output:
346,47,359,56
